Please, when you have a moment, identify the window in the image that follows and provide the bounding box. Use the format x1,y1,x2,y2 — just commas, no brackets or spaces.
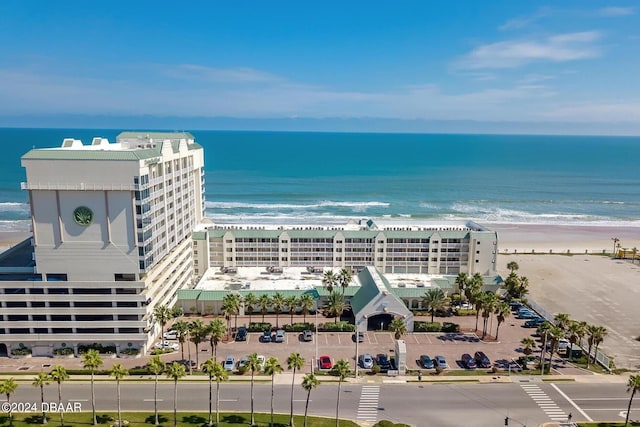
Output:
49,301,70,307
32,315,47,321
31,301,45,308
51,315,72,321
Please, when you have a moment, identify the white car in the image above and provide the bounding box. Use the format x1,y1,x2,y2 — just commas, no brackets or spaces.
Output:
257,354,266,369
163,330,178,340
224,355,235,372
155,341,179,351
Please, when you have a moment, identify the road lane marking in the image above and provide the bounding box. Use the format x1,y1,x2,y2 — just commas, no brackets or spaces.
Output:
357,385,380,423
551,383,593,422
143,399,164,402
520,384,568,422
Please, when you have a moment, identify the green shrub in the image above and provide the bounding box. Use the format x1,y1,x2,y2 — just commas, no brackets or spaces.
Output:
150,348,173,355
119,348,140,356
414,321,441,332
248,322,272,332
318,321,355,332
373,422,411,427
442,322,460,333
455,308,477,316
411,309,430,316
11,347,32,356
78,343,116,355
53,347,74,356
282,322,314,332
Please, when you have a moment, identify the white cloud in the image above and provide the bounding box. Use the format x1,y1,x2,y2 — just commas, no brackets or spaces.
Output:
456,31,602,69
498,8,550,31
164,64,284,84
518,74,556,84
541,103,640,121
597,7,635,16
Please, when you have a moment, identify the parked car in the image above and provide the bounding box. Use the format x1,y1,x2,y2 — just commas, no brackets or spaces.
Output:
434,355,448,369
302,330,313,342
518,310,539,319
274,329,285,343
319,355,332,370
461,353,477,369
257,354,266,370
163,330,178,340
509,301,524,311
359,353,374,369
239,356,249,369
155,341,179,351
235,326,247,341
376,353,391,371
224,355,235,372
261,331,272,343
474,351,492,368
419,354,434,369
353,331,365,343
523,318,546,328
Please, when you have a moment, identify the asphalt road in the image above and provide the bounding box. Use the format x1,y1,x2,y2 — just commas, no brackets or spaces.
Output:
3,380,639,426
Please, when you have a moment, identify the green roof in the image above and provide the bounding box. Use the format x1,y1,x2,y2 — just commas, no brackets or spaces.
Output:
350,268,384,314
391,287,432,298
177,289,202,300
315,286,358,297
228,230,282,239
192,231,207,241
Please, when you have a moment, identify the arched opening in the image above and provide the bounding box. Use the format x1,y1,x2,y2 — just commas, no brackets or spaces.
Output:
0,343,8,357
367,313,394,331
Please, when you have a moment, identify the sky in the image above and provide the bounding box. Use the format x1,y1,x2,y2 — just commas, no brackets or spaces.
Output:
1,1,639,133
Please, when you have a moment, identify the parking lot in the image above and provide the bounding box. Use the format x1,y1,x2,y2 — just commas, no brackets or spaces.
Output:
0,311,575,375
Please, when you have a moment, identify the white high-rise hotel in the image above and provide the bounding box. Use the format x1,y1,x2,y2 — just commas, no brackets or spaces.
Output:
0,132,204,356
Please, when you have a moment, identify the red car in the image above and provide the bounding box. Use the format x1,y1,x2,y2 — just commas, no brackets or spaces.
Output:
319,355,332,370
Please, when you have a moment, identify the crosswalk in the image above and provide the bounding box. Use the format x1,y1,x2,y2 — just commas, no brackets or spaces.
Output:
520,383,569,422
357,385,381,424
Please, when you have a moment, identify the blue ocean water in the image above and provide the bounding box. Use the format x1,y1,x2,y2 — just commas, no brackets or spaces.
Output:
1,128,639,231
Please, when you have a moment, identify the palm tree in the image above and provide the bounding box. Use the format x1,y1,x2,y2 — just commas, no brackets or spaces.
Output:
322,270,337,294
538,321,553,374
454,272,468,301
220,300,234,340
202,358,228,427
422,287,447,323
286,295,298,324
272,292,285,328
480,292,497,339
287,353,305,427
147,356,165,426
0,378,18,427
82,349,104,425
389,318,407,340
264,356,284,427
190,319,206,369
323,291,346,323
301,373,320,427
516,276,529,300
612,237,620,256
298,293,314,323
625,374,640,427
494,302,510,341
566,320,587,362
259,294,272,322
222,293,241,332
244,292,258,324
109,364,129,427
166,362,187,427
590,325,608,366
154,304,171,341
547,325,565,372
331,359,352,427
247,352,261,426
554,312,571,331
32,372,50,424
338,268,352,296
521,337,536,356
507,261,519,272
49,365,69,427
208,319,226,362
172,319,189,362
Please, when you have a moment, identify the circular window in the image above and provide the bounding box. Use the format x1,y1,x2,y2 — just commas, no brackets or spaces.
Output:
73,206,93,226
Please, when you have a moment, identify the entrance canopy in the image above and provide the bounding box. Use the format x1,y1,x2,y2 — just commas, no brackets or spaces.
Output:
351,266,414,332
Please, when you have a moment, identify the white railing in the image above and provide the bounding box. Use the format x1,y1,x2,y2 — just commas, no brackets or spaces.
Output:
21,182,135,191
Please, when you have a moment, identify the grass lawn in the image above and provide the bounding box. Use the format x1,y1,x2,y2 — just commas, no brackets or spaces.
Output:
0,412,359,427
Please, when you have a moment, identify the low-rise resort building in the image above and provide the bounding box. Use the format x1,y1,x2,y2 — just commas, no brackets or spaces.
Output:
0,132,502,357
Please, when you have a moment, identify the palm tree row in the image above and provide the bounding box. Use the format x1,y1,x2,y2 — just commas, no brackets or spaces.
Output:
8,351,343,427
535,312,608,373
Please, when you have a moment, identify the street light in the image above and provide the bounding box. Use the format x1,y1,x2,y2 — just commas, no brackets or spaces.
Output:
314,303,318,373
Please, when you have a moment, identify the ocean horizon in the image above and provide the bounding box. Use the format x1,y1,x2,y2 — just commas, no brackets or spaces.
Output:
1,128,639,232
